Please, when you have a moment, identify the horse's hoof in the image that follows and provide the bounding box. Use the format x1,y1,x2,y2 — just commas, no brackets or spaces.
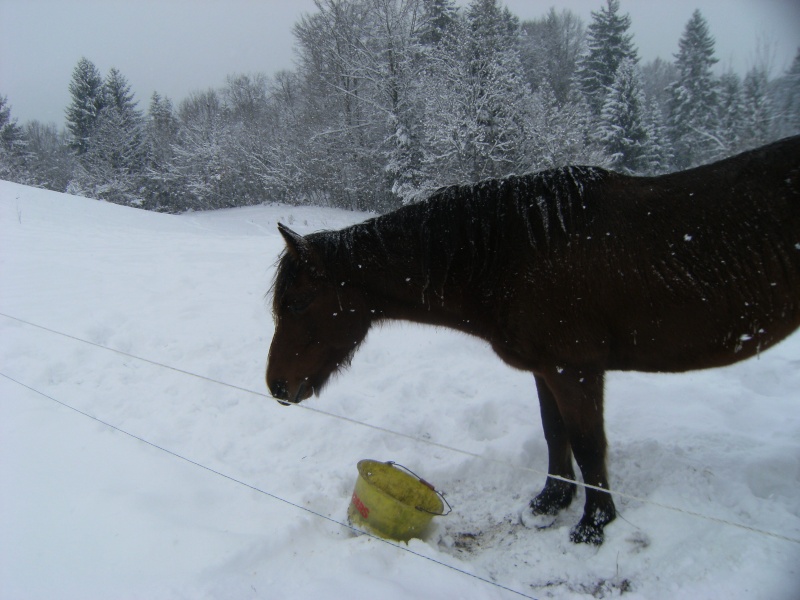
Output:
521,508,557,529
529,479,576,516
569,506,615,545
569,521,605,545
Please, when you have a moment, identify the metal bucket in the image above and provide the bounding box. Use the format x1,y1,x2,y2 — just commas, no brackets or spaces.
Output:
347,460,451,542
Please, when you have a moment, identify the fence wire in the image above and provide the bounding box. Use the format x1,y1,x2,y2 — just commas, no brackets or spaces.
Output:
1,311,798,547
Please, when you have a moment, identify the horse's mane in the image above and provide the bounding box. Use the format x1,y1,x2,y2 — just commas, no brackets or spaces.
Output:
315,166,611,294
272,165,614,305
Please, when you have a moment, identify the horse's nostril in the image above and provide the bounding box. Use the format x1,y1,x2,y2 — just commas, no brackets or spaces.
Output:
269,379,289,401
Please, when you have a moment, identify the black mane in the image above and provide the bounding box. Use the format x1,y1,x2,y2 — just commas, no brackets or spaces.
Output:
291,166,614,297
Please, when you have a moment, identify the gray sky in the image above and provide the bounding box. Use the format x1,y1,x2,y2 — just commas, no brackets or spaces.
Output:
1,0,798,125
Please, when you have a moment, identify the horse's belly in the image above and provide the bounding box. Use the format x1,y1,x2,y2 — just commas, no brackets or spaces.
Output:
609,303,800,372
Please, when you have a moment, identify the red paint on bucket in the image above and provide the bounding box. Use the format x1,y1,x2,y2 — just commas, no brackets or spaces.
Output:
351,491,370,519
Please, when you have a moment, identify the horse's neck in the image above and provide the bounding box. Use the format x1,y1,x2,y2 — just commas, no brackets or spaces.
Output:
342,203,496,334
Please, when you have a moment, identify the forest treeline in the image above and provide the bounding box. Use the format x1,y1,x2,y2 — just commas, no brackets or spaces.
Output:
1,0,799,213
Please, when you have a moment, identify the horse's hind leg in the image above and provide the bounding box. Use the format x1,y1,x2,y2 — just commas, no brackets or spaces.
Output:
529,375,577,524
541,367,616,545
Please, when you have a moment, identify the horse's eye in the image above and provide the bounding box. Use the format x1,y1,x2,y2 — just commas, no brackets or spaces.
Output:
287,297,312,315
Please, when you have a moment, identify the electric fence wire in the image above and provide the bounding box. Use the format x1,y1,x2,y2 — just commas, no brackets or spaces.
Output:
1,311,798,548
0,369,538,600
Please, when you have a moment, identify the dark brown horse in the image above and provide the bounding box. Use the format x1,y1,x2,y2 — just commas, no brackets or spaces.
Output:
266,136,800,545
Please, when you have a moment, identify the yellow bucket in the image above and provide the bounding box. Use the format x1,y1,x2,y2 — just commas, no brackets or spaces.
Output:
347,460,451,542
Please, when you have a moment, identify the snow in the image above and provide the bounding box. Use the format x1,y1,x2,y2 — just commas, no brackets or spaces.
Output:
1,179,799,599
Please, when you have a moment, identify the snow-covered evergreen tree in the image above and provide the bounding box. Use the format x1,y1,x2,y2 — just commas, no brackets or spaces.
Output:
666,10,720,169
98,67,145,171
576,0,638,116
642,97,673,174
640,57,678,119
716,71,744,154
594,59,650,174
740,65,773,150
141,92,180,210
772,48,800,139
0,96,24,149
69,67,146,205
65,57,105,155
146,93,178,168
418,0,458,46
0,96,29,183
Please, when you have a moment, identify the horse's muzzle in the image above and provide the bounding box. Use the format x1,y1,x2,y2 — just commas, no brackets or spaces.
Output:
268,379,292,405
268,379,311,406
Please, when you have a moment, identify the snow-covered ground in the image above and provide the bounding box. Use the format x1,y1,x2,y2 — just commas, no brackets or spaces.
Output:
1,180,798,599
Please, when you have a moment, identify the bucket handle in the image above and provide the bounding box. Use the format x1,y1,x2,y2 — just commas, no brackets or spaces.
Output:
386,461,452,516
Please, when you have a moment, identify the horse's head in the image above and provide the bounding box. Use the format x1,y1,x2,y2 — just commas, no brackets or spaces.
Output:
266,223,372,405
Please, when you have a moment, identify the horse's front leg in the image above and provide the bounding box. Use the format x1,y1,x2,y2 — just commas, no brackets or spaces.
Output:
540,366,616,545
528,374,577,525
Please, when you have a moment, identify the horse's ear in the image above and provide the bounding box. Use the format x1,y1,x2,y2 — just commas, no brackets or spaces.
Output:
278,223,310,260
278,223,324,273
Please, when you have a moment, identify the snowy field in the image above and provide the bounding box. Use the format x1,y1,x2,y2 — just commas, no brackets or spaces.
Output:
1,180,799,599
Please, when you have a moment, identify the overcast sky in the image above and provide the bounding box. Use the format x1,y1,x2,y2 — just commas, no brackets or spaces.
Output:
1,0,798,125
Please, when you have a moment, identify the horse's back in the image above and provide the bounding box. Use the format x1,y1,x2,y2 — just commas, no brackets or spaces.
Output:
501,137,800,373
610,137,800,370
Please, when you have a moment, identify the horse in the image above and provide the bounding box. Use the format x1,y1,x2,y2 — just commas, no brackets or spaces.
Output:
266,136,800,545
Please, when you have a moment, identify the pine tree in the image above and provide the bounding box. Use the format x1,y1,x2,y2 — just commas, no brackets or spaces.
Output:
666,10,720,169
466,0,518,51
642,98,673,174
785,49,800,133
97,67,145,171
740,65,773,150
772,48,800,138
595,59,650,174
142,92,180,210
418,0,457,46
640,57,678,118
0,96,23,146
104,69,139,116
146,93,178,167
577,0,638,116
68,66,146,205
0,95,29,182
65,57,105,155
717,71,744,154
148,92,181,209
